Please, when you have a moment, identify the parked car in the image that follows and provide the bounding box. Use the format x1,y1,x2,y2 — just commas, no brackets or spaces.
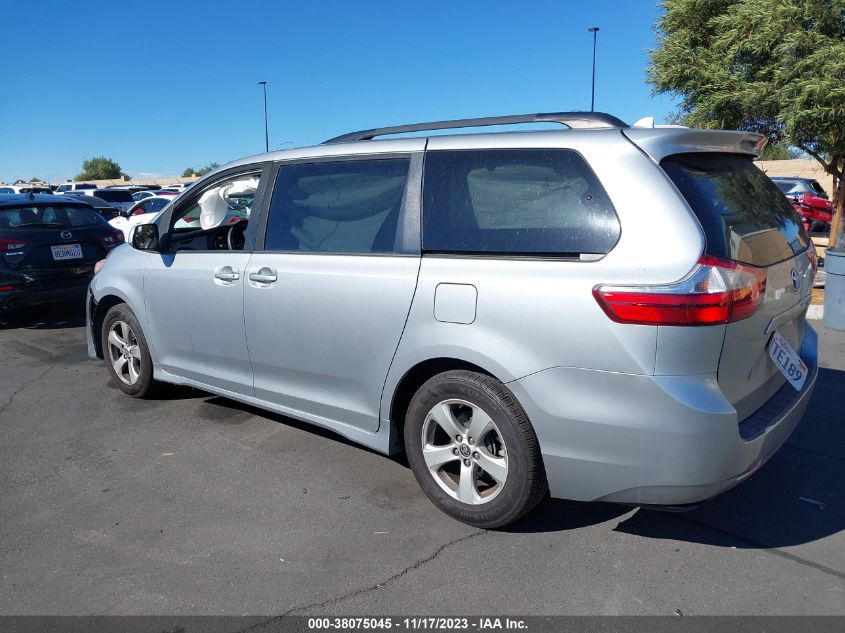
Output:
0,184,53,195
162,182,194,192
133,190,177,202
54,182,97,194
87,112,817,528
770,176,828,199
109,196,174,240
0,194,124,310
785,191,832,233
63,193,123,221
84,189,135,216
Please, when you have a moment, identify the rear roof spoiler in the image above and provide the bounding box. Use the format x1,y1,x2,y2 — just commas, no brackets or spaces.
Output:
623,127,766,162
324,112,628,144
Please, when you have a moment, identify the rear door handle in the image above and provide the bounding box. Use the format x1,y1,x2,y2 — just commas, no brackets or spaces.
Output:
213,266,240,282
248,267,277,284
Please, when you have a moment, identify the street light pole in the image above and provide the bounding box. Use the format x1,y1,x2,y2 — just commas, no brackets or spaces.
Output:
258,81,269,152
587,27,599,112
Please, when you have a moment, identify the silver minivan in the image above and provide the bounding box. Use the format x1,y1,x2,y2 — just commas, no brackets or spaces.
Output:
87,113,818,527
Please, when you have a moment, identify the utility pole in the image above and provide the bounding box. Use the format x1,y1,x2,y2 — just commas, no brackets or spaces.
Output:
258,81,269,152
588,27,599,112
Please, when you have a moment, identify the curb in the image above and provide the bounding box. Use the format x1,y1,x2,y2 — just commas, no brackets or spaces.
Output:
807,304,824,320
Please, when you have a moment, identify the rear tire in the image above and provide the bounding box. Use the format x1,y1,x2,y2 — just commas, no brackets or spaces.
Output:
101,303,160,398
404,370,548,528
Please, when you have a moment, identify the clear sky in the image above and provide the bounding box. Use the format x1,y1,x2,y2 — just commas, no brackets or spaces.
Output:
0,0,676,183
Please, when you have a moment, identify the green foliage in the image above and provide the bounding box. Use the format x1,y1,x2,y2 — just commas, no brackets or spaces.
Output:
649,0,845,243
29,177,43,183
758,143,800,160
196,162,219,176
76,156,122,181
181,163,219,178
649,0,844,172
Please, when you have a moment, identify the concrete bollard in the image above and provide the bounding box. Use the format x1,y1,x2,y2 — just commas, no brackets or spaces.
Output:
823,248,845,331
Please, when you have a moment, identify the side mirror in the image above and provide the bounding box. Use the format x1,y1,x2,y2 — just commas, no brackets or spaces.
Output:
131,223,160,251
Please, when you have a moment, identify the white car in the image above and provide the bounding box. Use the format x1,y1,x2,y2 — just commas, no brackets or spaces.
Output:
0,184,53,194
54,182,97,194
109,196,173,240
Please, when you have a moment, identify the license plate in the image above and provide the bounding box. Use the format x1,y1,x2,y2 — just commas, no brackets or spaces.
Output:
51,244,83,261
768,331,808,391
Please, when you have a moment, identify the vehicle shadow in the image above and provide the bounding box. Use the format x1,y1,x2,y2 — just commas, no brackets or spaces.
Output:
509,367,845,550
179,368,845,547
0,298,86,330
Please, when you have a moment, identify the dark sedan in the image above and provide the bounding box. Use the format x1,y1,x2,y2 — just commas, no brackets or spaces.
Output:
0,194,124,310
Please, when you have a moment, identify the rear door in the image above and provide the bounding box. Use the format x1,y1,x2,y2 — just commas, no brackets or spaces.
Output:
243,152,422,432
662,153,815,419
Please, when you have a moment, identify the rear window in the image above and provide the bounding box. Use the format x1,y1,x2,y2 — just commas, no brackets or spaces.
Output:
773,180,796,194
94,190,133,202
422,149,620,256
662,153,809,267
76,184,97,190
0,205,104,229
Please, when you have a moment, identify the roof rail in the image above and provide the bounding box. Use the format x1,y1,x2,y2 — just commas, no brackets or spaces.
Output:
323,111,628,144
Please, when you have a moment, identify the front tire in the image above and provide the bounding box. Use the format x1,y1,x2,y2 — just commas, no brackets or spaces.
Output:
101,303,159,398
404,370,548,528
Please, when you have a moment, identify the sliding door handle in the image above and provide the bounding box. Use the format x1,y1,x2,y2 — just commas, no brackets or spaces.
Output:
248,267,277,284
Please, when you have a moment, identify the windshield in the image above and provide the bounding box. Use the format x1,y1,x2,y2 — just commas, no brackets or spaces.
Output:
0,205,104,229
662,153,809,267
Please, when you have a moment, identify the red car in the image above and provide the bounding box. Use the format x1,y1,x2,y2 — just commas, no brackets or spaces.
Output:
789,192,833,231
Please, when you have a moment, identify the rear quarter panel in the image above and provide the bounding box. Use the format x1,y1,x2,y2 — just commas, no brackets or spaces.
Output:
382,130,707,420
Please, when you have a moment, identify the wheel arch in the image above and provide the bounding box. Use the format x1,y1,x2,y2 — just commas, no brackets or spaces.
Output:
90,293,131,359
386,357,497,454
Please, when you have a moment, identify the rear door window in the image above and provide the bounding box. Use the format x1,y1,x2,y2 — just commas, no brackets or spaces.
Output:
662,153,809,266
422,149,620,256
264,158,410,254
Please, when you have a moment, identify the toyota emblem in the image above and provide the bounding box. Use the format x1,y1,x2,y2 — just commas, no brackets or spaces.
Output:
790,268,800,291
61,230,73,240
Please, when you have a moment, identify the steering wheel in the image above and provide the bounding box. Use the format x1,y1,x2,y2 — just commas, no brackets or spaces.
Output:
226,219,248,250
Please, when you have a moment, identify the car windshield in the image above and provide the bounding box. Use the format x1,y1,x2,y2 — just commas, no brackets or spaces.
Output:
0,205,104,229
135,198,170,214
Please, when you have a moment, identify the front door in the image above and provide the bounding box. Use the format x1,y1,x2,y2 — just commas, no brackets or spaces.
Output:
143,167,268,395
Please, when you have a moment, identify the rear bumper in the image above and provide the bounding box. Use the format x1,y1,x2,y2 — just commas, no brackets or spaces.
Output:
0,270,91,309
508,326,818,506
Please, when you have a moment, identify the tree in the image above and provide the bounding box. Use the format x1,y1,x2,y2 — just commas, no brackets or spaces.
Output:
76,157,122,181
649,0,845,246
29,177,43,183
758,143,800,161
196,162,219,177
181,163,218,178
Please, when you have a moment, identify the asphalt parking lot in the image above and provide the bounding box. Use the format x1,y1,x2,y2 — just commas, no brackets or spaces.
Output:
1,301,844,616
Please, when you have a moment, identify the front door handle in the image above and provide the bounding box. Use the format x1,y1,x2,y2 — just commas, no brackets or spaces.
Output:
248,267,277,284
213,266,240,282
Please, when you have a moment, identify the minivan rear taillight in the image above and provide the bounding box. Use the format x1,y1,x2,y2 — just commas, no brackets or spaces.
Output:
593,255,767,326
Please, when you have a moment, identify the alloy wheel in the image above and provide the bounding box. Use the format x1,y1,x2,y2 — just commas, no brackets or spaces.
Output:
420,398,508,505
